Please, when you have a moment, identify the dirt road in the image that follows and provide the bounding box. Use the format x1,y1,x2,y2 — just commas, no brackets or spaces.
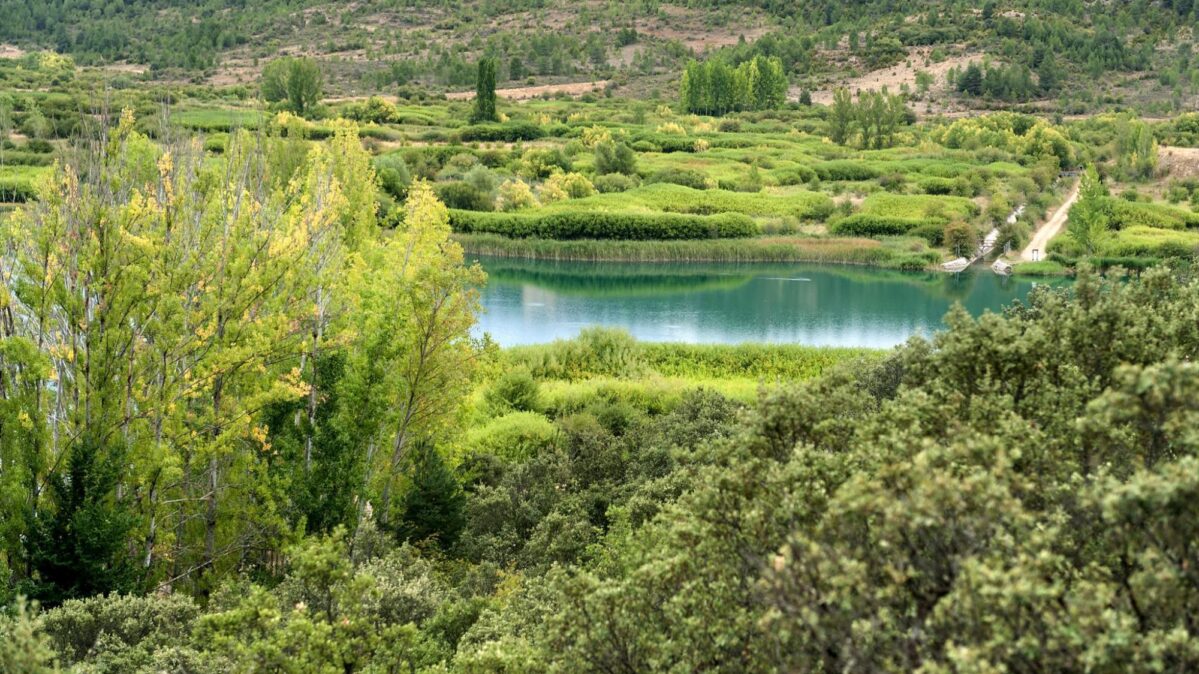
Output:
1021,181,1080,261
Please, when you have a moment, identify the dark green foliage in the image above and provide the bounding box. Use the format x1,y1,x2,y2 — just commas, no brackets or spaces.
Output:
447,209,757,240
261,354,363,535
436,181,494,211
459,122,545,142
629,132,700,153
958,62,983,96
22,439,136,606
396,443,466,550
471,58,499,124
831,213,924,236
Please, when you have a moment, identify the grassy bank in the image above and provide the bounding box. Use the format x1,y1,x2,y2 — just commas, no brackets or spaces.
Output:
503,331,878,381
457,233,938,269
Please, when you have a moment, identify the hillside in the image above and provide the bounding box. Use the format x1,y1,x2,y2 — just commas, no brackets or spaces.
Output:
1,0,1197,113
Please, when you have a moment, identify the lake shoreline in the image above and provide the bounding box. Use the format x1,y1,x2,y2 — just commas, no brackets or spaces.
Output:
455,233,940,271
474,256,1069,348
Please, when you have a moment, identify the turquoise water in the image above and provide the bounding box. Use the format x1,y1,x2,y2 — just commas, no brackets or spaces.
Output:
473,257,1070,347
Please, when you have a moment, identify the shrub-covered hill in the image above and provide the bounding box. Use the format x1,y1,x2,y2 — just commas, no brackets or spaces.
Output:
1,0,1197,112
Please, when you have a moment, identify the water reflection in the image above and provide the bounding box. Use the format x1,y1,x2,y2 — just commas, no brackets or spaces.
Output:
473,257,1069,347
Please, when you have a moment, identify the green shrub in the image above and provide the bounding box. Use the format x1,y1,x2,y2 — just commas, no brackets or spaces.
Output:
831,213,925,236
0,150,54,166
1107,199,1199,230
631,132,697,153
465,412,559,461
459,122,545,142
507,327,644,380
202,133,229,154
517,148,572,180
26,138,54,154
594,140,637,176
41,593,201,668
593,173,639,193
815,161,881,181
858,193,977,224
448,209,756,240
644,168,713,190
436,181,494,211
1103,226,1199,257
909,221,945,245
776,166,818,185
0,176,38,202
375,154,412,200
918,177,957,194
485,366,542,413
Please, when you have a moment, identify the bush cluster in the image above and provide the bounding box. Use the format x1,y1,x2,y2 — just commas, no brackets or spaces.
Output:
448,209,757,240
458,122,546,142
831,213,925,236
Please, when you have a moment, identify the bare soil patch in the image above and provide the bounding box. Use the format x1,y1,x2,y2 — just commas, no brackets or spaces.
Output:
636,4,773,53
804,47,980,106
1159,146,1199,181
445,80,611,101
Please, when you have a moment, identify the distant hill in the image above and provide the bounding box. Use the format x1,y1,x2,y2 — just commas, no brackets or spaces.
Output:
0,0,1196,113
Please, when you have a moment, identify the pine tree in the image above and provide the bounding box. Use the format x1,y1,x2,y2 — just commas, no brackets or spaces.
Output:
471,57,498,123
395,442,466,549
1037,52,1061,93
958,62,983,96
23,438,136,605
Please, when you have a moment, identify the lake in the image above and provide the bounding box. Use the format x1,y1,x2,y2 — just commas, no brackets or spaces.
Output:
473,256,1070,348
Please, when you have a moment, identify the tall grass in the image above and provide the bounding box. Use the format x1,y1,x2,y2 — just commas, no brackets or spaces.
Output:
502,326,882,382
458,233,936,268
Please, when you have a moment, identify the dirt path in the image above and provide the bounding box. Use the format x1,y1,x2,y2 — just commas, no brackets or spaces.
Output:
1021,181,1079,261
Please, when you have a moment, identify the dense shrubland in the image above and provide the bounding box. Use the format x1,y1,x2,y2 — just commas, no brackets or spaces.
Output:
7,261,1199,672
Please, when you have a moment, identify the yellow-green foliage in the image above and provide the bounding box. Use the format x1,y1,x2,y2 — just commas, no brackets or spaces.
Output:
171,108,267,131
546,183,833,220
1104,226,1199,257
640,342,878,380
1108,199,1199,230
932,113,1073,167
504,328,878,383
462,411,560,461
0,165,50,202
859,193,978,221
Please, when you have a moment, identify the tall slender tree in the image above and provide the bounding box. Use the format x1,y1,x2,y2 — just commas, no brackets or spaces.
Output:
471,58,499,124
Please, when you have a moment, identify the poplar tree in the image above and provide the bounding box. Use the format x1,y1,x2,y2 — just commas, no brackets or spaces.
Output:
471,58,498,123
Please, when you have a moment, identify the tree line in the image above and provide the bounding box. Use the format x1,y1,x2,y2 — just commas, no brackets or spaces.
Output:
679,55,788,115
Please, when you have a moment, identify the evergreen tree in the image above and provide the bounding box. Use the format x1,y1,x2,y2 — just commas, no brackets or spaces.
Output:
471,57,498,123
1037,51,1061,93
958,62,983,96
22,438,136,605
395,442,466,550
